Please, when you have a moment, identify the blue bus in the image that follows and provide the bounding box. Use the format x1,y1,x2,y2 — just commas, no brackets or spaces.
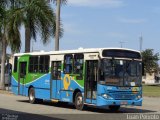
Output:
11,48,142,111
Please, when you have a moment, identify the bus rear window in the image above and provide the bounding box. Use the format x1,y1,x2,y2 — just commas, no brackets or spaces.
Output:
102,50,141,59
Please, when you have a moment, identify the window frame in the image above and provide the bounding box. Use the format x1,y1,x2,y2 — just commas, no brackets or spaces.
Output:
39,55,50,73
51,61,62,80
29,56,39,73
73,53,84,75
63,54,73,74
28,55,50,73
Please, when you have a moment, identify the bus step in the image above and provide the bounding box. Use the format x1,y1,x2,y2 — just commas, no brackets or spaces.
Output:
51,99,59,103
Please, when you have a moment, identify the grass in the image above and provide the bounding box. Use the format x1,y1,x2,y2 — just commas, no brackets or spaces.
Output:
143,85,160,97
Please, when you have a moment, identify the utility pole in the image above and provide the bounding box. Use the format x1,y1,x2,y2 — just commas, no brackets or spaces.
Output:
55,0,61,51
119,41,125,48
139,33,143,52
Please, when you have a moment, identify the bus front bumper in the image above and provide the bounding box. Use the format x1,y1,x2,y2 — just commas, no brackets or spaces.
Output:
96,96,142,107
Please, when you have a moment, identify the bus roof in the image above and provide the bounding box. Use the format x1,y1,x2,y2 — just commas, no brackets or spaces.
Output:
14,47,141,56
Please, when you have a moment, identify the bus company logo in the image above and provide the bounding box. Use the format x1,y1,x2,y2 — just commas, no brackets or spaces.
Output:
63,74,71,90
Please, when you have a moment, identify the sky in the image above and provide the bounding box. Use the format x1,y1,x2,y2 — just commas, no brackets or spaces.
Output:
10,0,160,56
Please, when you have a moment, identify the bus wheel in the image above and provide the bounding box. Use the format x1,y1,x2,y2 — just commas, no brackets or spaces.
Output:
29,88,37,104
109,105,120,112
75,92,84,110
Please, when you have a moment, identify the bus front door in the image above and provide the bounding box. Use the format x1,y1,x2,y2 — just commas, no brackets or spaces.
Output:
85,60,98,104
18,62,27,96
51,61,61,100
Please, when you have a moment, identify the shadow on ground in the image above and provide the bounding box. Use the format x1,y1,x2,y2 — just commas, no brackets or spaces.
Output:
17,100,157,113
0,108,64,120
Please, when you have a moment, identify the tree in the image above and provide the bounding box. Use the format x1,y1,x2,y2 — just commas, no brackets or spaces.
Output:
54,0,66,51
141,49,159,75
48,0,66,51
17,0,56,52
0,0,21,90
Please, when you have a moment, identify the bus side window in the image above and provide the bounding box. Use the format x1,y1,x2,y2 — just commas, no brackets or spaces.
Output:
74,54,84,80
52,61,61,80
64,54,73,74
39,56,50,73
29,56,39,73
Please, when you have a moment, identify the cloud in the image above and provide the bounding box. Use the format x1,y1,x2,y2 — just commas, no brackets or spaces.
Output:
68,0,125,8
118,17,147,24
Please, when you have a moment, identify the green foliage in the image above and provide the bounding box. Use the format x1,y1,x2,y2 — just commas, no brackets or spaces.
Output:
12,0,63,52
0,0,21,52
0,0,22,89
141,49,159,75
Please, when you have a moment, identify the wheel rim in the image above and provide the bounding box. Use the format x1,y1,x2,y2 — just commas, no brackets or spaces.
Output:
30,91,34,101
77,96,83,107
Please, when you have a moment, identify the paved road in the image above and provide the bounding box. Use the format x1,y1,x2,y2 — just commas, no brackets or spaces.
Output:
0,93,160,120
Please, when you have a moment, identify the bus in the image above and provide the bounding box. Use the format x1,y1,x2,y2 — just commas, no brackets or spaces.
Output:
11,48,142,111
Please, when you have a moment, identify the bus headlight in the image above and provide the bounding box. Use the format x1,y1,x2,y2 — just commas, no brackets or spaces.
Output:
136,95,142,100
102,94,113,99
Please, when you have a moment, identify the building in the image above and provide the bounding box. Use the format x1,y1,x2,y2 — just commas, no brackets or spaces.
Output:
142,67,160,84
155,67,160,83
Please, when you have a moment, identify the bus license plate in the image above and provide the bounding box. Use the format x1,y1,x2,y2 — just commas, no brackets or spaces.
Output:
121,101,128,105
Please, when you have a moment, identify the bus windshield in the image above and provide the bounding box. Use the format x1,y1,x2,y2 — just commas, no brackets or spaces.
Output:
100,59,142,87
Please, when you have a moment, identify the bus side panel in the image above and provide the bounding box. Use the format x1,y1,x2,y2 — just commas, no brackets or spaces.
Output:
11,76,18,95
59,73,84,102
11,86,18,95
35,89,50,100
26,73,50,89
60,91,73,102
51,79,61,99
25,73,51,99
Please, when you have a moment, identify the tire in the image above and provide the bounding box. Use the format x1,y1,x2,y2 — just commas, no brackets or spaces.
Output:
109,105,120,112
74,92,84,110
29,88,37,104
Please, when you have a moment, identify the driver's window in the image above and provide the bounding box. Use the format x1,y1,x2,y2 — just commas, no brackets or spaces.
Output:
130,62,137,76
103,59,112,76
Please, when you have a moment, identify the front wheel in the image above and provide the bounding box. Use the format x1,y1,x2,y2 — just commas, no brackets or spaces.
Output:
109,105,120,112
74,92,84,110
29,88,37,104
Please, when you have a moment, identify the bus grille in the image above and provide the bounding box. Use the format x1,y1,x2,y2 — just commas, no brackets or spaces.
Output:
111,93,136,100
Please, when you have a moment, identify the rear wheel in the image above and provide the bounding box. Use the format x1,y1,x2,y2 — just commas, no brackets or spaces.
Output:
74,92,84,110
109,105,120,112
29,88,37,104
